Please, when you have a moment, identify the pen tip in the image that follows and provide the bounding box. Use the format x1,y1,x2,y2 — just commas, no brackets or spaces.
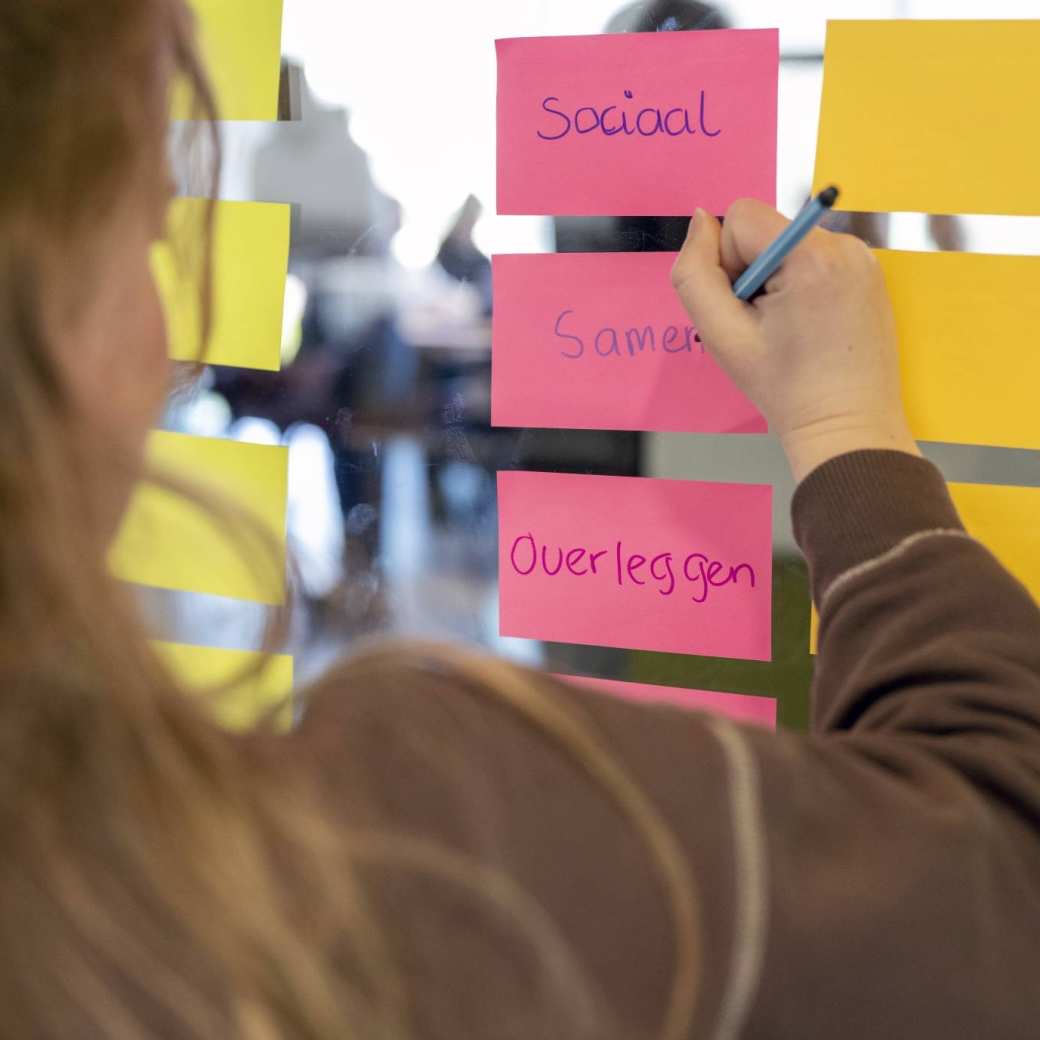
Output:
819,185,840,208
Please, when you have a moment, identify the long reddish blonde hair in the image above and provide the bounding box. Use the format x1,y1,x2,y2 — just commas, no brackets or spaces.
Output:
0,3,700,1037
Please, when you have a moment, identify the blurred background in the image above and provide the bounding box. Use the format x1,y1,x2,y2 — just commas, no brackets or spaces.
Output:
154,0,1040,728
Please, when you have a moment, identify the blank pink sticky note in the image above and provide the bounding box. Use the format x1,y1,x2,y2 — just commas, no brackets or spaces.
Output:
496,30,778,216
499,471,772,660
557,674,777,730
492,252,765,433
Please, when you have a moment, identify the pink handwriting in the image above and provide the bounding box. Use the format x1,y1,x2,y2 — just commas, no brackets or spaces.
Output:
508,532,755,604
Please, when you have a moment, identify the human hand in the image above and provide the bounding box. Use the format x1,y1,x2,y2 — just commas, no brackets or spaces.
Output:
671,199,920,482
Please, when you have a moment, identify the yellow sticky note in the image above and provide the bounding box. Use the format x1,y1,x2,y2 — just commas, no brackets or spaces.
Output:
950,482,1040,604
814,21,1040,215
155,641,293,731
175,0,284,121
877,249,1040,451
810,605,818,655
153,199,289,372
111,431,288,604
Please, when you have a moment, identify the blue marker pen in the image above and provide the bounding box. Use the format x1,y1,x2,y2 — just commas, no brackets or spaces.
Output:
732,186,840,301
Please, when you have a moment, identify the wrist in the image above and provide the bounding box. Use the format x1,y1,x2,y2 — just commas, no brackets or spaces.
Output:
780,414,921,484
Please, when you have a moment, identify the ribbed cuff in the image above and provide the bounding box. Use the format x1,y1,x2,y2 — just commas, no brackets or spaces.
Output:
792,450,963,605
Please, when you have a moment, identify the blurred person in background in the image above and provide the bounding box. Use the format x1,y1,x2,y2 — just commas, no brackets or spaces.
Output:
253,63,399,261
0,4,1038,1040
609,0,732,254
556,0,731,257
214,66,417,612
551,1,732,494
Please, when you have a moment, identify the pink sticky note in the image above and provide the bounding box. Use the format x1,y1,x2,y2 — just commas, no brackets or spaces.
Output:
499,471,772,660
496,30,778,216
492,251,766,433
557,674,777,730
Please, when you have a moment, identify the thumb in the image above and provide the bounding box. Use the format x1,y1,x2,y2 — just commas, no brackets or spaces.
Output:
671,208,758,354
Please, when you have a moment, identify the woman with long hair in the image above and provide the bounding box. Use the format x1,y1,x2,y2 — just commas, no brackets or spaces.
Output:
1,3,1038,1038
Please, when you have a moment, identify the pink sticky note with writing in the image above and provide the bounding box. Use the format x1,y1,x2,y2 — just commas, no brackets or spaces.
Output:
496,30,778,216
499,471,772,661
557,674,777,729
492,252,765,433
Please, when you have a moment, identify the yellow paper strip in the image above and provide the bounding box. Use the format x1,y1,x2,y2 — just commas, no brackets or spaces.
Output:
175,0,285,122
155,640,293,731
950,482,1040,604
814,20,1040,216
153,199,290,372
111,431,288,604
876,249,1040,451
810,605,818,656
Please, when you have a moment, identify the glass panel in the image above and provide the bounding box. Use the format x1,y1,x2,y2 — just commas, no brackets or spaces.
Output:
158,1,1040,732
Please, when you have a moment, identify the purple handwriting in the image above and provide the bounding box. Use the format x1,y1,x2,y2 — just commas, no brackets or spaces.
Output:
508,533,755,604
537,89,722,142
554,309,704,360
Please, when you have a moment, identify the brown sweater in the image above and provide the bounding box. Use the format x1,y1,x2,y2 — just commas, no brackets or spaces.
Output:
294,450,1040,1039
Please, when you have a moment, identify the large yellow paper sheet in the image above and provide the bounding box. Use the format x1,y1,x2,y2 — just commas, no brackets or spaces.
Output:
175,0,284,122
950,482,1040,604
155,640,293,731
814,20,1040,216
153,199,289,372
111,431,288,604
876,249,1040,451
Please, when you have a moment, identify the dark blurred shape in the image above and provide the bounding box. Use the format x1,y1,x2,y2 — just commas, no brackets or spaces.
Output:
819,210,890,249
277,60,304,121
436,195,492,314
926,213,966,252
606,0,729,32
819,207,965,252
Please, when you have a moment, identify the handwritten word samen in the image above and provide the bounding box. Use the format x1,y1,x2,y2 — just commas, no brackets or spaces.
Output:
491,252,766,432
554,309,703,360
